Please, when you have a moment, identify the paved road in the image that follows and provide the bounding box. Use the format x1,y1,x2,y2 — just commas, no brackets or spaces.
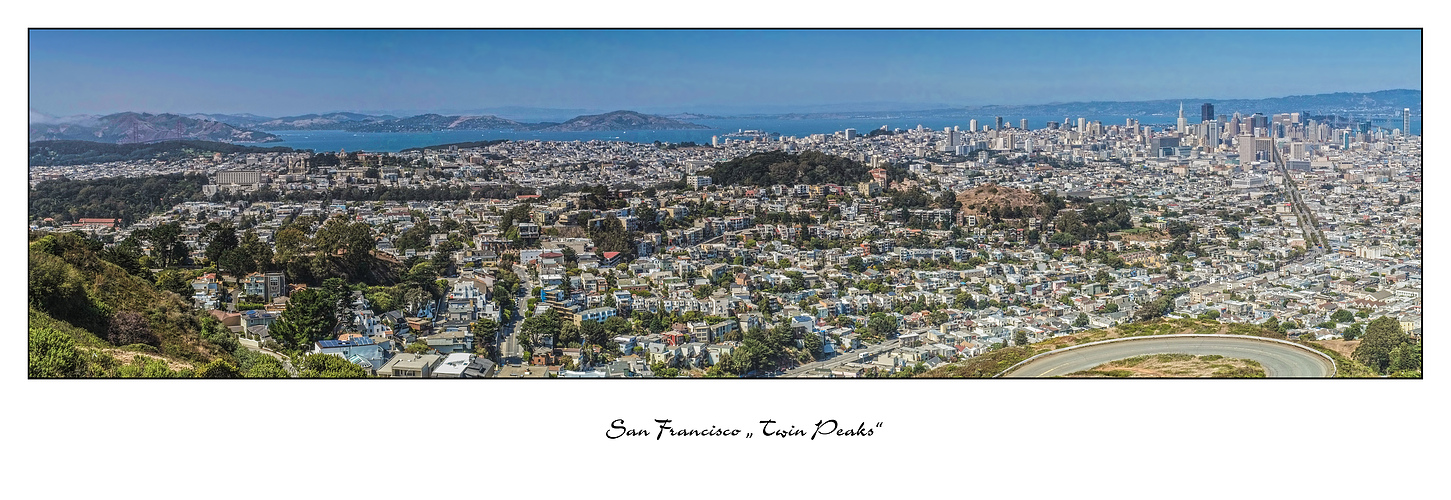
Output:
1002,335,1334,378
782,339,902,377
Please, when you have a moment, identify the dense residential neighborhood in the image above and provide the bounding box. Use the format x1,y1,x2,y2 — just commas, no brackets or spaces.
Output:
30,111,1422,378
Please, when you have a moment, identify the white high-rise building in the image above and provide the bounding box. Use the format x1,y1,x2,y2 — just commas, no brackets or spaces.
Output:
968,119,978,132
1177,102,1187,132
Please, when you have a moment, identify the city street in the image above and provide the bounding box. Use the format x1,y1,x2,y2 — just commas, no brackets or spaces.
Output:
782,339,902,377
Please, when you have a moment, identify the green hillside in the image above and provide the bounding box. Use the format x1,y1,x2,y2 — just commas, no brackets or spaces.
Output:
701,151,907,187
28,232,225,374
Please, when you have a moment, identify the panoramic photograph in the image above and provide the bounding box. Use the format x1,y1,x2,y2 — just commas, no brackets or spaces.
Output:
26,29,1422,378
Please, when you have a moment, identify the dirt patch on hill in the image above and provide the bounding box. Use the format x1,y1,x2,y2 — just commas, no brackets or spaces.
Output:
1312,339,1360,359
93,348,198,372
956,184,1043,221
1064,353,1266,378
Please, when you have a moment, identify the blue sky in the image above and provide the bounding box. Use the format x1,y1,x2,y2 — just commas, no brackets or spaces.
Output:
28,29,1421,117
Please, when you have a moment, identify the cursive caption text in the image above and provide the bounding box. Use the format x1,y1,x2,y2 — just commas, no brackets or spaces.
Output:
606,419,882,440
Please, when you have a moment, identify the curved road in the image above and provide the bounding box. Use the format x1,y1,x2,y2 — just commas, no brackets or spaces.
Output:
1002,335,1335,378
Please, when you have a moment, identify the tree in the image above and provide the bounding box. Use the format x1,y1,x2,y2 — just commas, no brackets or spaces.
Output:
802,331,824,360
1343,322,1362,341
107,310,157,347
472,319,500,340
520,310,561,348
237,351,289,378
322,277,353,332
238,229,274,274
603,316,632,338
581,320,608,348
297,353,368,378
194,359,241,378
1013,330,1030,347
1330,309,1355,324
268,288,337,352
203,223,239,268
1387,343,1422,373
100,236,148,278
1352,317,1412,374
557,322,581,346
867,313,898,340
1074,313,1090,328
146,222,189,267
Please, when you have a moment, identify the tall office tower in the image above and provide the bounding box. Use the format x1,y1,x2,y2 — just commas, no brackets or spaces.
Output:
1204,120,1219,148
1201,103,1214,122
1127,118,1135,127
1252,113,1268,134
1024,138,1033,153
945,127,957,147
1238,135,1256,162
1177,102,1187,132
1218,114,1228,123
844,128,857,140
1019,118,1028,130
1077,117,1087,132
969,119,978,132
1404,108,1411,136
711,135,719,147
995,116,1004,131
1290,141,1307,161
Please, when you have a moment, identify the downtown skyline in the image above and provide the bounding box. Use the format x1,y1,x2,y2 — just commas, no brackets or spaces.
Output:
29,29,1422,118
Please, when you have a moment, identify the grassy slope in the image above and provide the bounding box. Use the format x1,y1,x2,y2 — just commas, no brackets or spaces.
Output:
30,306,201,374
29,235,222,365
1064,354,1266,378
920,317,1376,378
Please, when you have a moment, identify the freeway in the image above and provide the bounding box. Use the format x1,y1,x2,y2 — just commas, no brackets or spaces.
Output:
1000,334,1335,378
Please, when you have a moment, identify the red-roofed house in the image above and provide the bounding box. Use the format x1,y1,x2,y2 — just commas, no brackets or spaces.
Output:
600,251,623,266
75,218,119,229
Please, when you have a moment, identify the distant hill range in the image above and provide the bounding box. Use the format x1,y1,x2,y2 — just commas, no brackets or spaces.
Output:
730,89,1423,121
28,112,281,144
29,110,708,141
183,109,705,133
535,110,711,131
